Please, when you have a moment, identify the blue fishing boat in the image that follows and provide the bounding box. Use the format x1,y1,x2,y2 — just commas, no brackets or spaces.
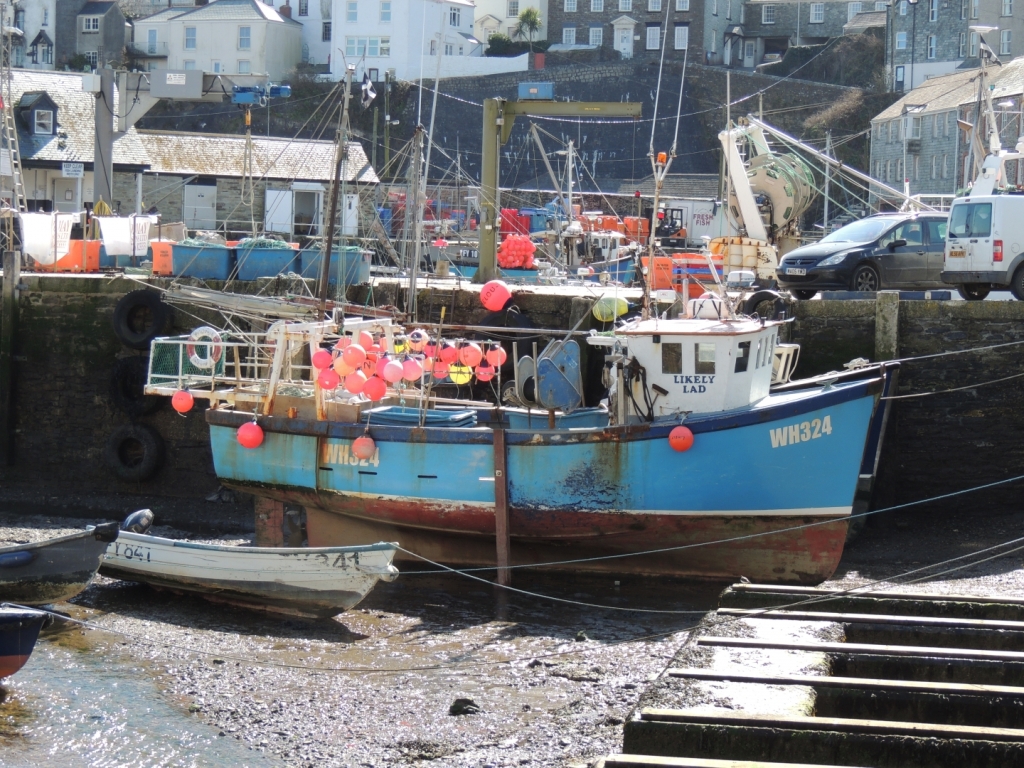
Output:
150,296,895,583
0,606,49,679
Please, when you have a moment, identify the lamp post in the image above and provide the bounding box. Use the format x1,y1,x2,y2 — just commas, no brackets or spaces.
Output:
908,0,918,91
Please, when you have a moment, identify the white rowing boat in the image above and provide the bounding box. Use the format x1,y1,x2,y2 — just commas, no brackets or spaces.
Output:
101,528,399,619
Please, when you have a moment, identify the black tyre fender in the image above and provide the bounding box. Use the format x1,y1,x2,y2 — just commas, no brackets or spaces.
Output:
103,424,165,482
742,289,787,320
112,290,172,350
109,356,162,417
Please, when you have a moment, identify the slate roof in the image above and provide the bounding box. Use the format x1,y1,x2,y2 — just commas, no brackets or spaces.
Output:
136,7,188,22
9,70,149,168
170,0,301,25
870,59,1024,122
616,173,720,200
78,1,116,15
137,131,379,184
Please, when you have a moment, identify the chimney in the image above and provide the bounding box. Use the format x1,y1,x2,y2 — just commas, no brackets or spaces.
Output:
279,0,292,17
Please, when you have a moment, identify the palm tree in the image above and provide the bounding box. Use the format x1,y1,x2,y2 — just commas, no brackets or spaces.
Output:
512,7,543,54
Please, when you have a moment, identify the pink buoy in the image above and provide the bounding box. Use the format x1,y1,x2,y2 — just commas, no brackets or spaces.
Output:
408,329,428,352
668,425,694,452
333,357,356,376
358,330,374,350
432,361,450,380
458,342,483,368
361,355,377,376
342,343,366,368
334,336,351,350
363,375,387,401
312,349,334,370
402,357,424,382
485,345,507,368
439,343,458,365
237,421,264,449
480,280,512,312
475,363,495,382
345,370,368,394
375,355,391,379
352,435,376,460
383,359,405,383
318,368,341,390
171,390,194,414
424,340,437,358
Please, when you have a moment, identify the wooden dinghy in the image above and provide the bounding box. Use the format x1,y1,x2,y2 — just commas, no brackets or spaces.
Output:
0,605,50,679
100,523,399,619
0,523,119,604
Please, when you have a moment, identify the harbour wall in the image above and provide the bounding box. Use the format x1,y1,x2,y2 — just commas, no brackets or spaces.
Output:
0,276,1021,522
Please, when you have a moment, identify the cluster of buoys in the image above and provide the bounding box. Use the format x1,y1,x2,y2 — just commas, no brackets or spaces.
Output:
497,235,536,270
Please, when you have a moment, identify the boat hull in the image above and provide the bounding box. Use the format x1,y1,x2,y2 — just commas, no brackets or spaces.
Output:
100,533,398,619
0,524,119,605
0,606,48,679
207,377,883,583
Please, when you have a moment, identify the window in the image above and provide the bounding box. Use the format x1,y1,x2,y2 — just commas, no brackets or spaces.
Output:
183,59,196,70
888,120,895,141
875,1,886,8
646,24,660,49
323,22,332,40
563,26,576,43
1004,0,1013,14
662,344,682,374
932,155,938,179
897,158,903,182
237,60,250,74
695,343,715,375
43,9,48,25
239,26,251,49
959,31,966,57
590,27,603,45
847,2,862,22
650,0,662,10
82,17,100,32
508,0,519,15
895,65,905,88
945,111,951,136
345,36,390,55
450,6,461,25
971,0,978,17
444,42,453,54
912,115,921,137
949,202,992,237
565,0,577,10
734,341,750,373
212,60,221,73
381,1,391,21
347,1,357,21
913,155,919,180
943,154,949,178
896,31,907,50
927,34,936,59
929,0,938,21
886,159,892,182
85,51,97,67
1002,29,1012,55
712,0,718,14
762,4,775,23
592,0,604,9
147,29,157,54
899,0,907,13
185,26,196,49
34,110,52,134
674,23,688,49
619,0,632,9
970,31,979,57
810,3,824,22
430,38,436,55
676,0,689,8
933,114,940,137
960,0,967,17
41,45,52,65
298,0,308,15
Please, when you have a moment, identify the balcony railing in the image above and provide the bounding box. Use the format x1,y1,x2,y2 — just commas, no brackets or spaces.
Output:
128,41,169,57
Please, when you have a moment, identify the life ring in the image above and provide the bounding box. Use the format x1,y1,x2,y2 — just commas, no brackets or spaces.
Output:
103,424,165,482
112,290,172,350
186,326,224,369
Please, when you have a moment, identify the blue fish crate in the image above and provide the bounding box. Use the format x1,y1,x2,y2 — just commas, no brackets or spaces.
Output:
234,245,298,281
171,244,234,280
299,247,371,285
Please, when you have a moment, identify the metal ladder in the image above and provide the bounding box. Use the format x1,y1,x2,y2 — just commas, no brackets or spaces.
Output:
1,101,26,213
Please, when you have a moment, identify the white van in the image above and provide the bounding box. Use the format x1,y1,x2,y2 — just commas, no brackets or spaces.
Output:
942,195,1024,300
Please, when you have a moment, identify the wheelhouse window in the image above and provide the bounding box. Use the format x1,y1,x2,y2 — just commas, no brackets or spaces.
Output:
662,343,682,374
695,343,715,375
734,341,750,373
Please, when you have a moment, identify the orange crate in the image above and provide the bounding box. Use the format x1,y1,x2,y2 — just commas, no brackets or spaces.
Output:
151,240,174,276
33,240,100,273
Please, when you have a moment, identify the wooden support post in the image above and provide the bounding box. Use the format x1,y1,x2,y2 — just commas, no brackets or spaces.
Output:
493,427,511,586
253,496,286,547
0,250,20,466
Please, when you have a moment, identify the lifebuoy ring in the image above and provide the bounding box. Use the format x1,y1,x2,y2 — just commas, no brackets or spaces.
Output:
186,326,224,370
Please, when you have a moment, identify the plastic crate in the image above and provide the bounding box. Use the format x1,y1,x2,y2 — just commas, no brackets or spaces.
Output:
172,244,234,280
234,245,298,281
299,247,371,285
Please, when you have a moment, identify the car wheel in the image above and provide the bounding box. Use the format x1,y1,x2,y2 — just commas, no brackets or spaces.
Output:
957,284,991,301
851,265,880,292
791,289,817,301
1012,266,1024,301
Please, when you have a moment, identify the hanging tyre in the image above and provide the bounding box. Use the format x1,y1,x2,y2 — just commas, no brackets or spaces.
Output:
112,290,172,350
109,356,162,417
104,424,165,482
742,290,787,320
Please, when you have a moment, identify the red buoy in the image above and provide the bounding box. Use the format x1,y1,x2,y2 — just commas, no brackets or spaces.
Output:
312,349,334,370
475,362,495,382
352,435,376,460
363,375,387,401
171,390,194,414
668,425,694,452
480,280,512,312
485,345,507,368
237,421,264,449
318,368,341,390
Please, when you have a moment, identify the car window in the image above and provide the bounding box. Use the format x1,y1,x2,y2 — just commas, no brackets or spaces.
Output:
949,203,992,238
821,218,897,243
876,225,900,248
895,222,924,246
925,220,947,244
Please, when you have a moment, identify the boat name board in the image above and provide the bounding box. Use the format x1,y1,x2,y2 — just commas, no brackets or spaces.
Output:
769,416,833,449
672,374,715,393
321,441,381,468
111,542,151,562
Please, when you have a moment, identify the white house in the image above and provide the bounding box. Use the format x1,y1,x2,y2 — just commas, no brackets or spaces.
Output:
293,0,333,72
133,0,302,80
329,0,527,81
473,0,549,45
12,0,57,70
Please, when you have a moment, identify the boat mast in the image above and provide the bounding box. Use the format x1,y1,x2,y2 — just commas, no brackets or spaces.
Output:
318,64,356,318
407,126,424,315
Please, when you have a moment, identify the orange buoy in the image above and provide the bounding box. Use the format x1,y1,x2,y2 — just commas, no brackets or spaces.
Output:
318,368,340,390
668,426,694,452
312,349,334,370
171,390,194,414
363,375,387,401
237,421,264,449
352,435,376,460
